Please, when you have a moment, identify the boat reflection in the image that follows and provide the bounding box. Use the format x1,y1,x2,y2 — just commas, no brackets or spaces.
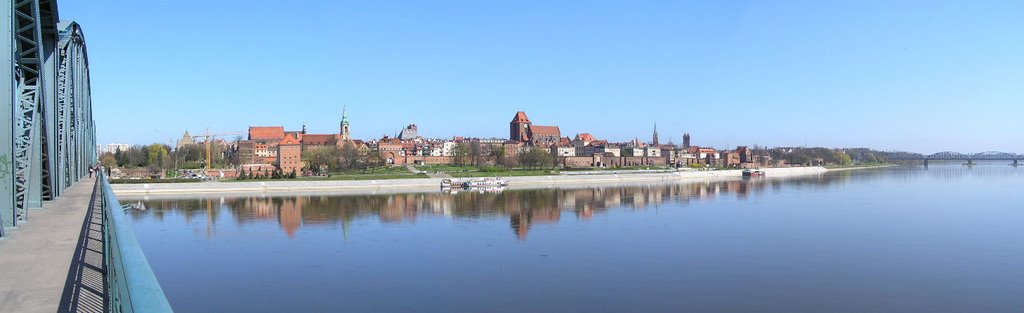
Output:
441,185,507,195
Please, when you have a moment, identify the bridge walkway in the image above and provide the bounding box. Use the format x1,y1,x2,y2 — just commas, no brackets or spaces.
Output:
0,177,107,312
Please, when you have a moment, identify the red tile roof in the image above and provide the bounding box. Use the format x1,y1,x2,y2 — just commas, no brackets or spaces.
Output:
249,126,285,140
510,111,532,124
531,125,560,136
688,146,716,154
279,133,300,145
576,133,595,142
302,134,339,146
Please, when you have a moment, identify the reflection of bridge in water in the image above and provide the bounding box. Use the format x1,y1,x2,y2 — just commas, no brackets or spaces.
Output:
889,151,1023,166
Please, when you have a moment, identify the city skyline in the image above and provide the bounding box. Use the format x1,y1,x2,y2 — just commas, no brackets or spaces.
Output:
61,1,1024,153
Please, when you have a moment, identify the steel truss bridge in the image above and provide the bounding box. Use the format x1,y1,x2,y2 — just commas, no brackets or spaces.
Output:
1,2,173,312
1,1,96,237
889,151,1023,166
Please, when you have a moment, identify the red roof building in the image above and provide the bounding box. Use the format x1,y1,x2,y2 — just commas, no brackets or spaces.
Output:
575,133,595,143
509,111,561,146
510,111,533,142
511,111,531,124
248,126,285,141
277,133,302,176
301,134,339,147
530,125,561,146
279,133,300,145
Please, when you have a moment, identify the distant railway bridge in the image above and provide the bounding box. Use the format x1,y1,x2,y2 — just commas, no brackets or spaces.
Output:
888,151,1023,166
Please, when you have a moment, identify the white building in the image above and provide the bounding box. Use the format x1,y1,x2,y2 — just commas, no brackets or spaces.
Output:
441,141,457,157
551,144,576,157
593,145,621,157
644,147,661,157
624,147,645,157
105,143,131,154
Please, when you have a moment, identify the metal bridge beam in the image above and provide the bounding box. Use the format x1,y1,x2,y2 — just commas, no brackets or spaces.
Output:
2,0,15,234
1,0,95,236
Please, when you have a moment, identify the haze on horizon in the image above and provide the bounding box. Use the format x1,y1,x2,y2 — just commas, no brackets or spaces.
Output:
61,1,1023,154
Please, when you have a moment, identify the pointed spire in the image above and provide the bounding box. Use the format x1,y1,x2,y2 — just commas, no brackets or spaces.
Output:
341,104,349,125
652,122,660,145
340,104,352,140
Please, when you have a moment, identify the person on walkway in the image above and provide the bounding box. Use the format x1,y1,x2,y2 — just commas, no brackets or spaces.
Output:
88,166,94,178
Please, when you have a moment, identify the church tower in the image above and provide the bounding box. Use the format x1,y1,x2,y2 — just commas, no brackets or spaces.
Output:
652,123,660,146
683,133,691,149
340,106,351,140
510,111,532,142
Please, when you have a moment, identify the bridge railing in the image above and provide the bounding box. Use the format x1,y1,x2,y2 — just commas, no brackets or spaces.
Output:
100,172,174,312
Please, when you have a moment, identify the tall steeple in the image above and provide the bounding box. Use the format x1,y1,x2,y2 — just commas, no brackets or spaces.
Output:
340,105,351,140
683,132,691,149
510,111,532,142
652,123,660,146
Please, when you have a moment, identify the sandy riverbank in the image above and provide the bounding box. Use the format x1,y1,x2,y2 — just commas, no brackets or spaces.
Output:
111,167,836,197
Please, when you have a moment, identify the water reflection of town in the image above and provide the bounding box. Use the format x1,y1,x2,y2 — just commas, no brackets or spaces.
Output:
139,175,856,240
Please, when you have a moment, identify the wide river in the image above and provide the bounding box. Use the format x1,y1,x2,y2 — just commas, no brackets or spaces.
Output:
130,164,1023,313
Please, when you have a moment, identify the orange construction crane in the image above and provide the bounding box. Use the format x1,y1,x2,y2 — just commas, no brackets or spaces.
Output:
191,128,242,173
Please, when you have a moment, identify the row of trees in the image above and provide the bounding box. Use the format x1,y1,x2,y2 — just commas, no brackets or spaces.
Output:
301,143,388,175
237,168,297,180
100,143,234,171
98,143,237,178
769,147,888,166
448,142,557,170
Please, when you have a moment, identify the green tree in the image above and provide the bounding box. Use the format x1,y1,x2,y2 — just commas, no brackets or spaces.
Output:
490,147,510,169
144,144,171,174
519,147,553,170
302,146,340,174
470,141,483,166
834,151,853,165
452,143,470,166
340,141,360,170
363,151,386,174
100,152,118,169
174,144,204,169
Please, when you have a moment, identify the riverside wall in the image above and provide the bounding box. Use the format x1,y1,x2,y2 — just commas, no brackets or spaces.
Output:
111,167,829,196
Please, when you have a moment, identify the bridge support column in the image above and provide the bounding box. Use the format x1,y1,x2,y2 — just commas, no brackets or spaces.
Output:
923,159,928,167
1,0,15,233
1014,159,1019,167
965,159,974,166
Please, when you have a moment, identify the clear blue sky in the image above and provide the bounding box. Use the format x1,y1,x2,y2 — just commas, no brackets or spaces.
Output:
61,1,1023,153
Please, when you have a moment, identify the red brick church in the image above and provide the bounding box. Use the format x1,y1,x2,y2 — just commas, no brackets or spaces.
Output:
509,111,561,147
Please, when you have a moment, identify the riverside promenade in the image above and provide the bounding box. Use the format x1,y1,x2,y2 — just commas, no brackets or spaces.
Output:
112,167,830,196
0,178,106,313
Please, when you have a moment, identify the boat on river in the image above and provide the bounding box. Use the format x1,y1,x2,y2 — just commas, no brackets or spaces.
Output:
742,169,765,177
441,177,509,189
442,186,506,194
